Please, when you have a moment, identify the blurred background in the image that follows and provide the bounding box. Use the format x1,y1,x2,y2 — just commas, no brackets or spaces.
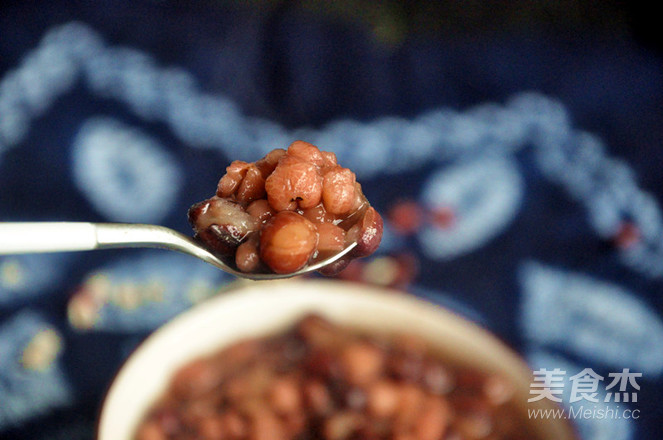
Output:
0,1,662,439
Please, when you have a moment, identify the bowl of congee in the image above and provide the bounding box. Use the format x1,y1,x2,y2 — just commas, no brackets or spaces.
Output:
97,279,578,440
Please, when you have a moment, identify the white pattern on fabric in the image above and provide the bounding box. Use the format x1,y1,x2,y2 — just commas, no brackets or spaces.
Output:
418,157,523,260
0,312,72,430
71,117,183,223
520,261,663,377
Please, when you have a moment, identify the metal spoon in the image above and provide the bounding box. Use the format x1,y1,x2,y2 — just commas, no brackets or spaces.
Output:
0,222,356,280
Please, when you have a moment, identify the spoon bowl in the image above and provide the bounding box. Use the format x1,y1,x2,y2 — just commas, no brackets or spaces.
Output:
0,222,357,280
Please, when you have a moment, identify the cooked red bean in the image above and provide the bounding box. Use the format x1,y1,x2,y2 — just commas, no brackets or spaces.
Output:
188,198,259,256
316,222,346,254
148,408,181,437
255,148,286,178
340,341,384,386
188,197,257,234
265,155,323,211
260,211,318,274
189,141,383,275
235,238,260,273
305,379,334,416
170,358,224,399
315,256,352,277
296,313,344,349
236,164,266,204
483,375,514,406
367,380,400,418
217,160,251,198
218,411,247,438
135,315,532,440
347,206,383,257
268,376,302,415
246,199,274,223
322,166,356,215
198,414,226,439
323,411,361,440
455,410,494,439
321,150,338,168
249,407,285,440
287,140,325,167
300,202,339,224
316,205,384,277
414,397,451,440
423,362,454,395
394,384,426,431
135,420,167,440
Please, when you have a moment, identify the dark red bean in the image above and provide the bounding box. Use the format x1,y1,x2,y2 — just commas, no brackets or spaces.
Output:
316,256,352,277
236,164,266,204
217,160,250,197
188,197,258,255
347,206,383,258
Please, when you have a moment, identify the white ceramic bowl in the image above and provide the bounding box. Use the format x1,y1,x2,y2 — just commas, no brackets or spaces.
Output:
97,279,577,440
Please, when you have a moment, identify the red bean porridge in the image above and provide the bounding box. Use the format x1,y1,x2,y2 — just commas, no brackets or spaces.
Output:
188,141,383,275
134,315,536,440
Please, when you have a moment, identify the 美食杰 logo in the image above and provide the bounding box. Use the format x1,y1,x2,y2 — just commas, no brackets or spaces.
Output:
527,368,641,421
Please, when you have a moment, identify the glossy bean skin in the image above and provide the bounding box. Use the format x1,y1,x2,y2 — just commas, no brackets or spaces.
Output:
255,148,286,178
135,315,529,440
188,197,258,256
322,166,356,215
286,140,325,167
318,206,384,276
321,150,338,168
235,237,261,273
246,199,275,224
217,160,251,198
347,206,383,257
265,156,323,211
300,202,339,224
236,164,266,204
260,211,319,274
316,222,346,254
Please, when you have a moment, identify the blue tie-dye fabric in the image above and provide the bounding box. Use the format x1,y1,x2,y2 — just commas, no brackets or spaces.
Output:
1,3,662,439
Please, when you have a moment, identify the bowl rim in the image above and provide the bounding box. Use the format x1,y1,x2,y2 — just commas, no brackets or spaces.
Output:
97,278,578,440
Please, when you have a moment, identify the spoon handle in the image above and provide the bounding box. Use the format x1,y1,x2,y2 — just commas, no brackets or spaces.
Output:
0,222,198,255
0,222,357,279
0,222,99,254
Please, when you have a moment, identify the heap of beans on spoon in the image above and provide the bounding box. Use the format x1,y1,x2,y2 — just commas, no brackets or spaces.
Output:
188,141,383,275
